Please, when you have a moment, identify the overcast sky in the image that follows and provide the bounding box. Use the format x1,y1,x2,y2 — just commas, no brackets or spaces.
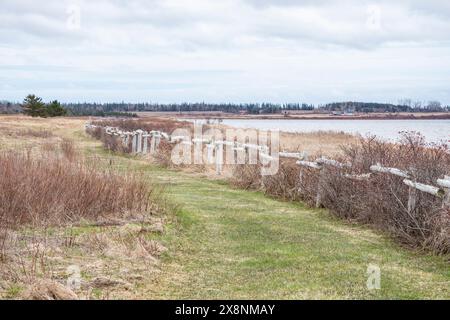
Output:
1,0,449,104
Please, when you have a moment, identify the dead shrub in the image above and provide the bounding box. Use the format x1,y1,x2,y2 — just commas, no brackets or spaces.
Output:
231,164,262,190
262,159,301,201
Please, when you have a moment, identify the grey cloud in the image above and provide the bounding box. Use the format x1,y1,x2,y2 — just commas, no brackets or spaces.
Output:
0,0,449,103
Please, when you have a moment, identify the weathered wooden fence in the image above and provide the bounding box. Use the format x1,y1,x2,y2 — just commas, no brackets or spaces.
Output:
86,123,450,209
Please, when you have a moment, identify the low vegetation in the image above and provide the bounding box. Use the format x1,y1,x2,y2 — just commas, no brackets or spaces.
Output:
0,121,174,299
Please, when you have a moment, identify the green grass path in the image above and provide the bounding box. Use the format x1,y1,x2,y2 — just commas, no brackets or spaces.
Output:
138,165,449,299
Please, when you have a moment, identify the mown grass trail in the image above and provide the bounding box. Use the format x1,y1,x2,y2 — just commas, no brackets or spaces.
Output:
133,165,449,299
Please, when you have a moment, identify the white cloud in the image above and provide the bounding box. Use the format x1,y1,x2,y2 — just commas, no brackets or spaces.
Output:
0,0,449,103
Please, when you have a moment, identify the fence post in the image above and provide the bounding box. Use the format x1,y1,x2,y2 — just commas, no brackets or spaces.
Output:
142,133,148,154
297,152,307,193
315,167,325,208
206,143,214,164
131,133,137,153
407,168,417,214
155,133,161,152
216,143,223,175
136,130,143,153
437,175,450,208
150,134,157,154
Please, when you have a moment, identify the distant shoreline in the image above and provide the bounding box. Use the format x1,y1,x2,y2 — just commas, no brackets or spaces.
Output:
137,111,450,120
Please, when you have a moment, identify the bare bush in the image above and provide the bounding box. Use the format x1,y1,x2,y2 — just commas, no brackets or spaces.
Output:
231,164,261,190
262,159,301,201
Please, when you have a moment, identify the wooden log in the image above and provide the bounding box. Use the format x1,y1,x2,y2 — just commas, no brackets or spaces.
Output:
170,135,189,143
259,152,274,162
316,156,350,168
437,176,450,189
296,160,322,170
370,164,410,178
403,179,445,197
242,143,266,151
344,173,372,181
279,152,305,160
160,132,170,140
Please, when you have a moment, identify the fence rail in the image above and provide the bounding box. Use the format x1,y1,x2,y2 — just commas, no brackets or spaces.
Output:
86,123,450,209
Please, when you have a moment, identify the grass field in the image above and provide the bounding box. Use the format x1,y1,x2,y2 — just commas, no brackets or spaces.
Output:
138,166,449,299
0,115,449,299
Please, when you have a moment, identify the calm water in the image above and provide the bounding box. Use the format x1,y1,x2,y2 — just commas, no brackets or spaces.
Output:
215,119,450,143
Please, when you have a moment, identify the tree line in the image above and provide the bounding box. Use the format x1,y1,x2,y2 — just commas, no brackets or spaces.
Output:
0,96,448,116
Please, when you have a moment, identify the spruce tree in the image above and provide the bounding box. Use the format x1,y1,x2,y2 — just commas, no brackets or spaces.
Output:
22,94,46,117
46,100,67,117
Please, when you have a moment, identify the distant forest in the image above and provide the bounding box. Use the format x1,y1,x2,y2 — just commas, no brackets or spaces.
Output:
1,100,448,116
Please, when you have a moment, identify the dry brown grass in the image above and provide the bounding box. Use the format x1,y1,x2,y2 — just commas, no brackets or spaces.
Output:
0,150,165,229
280,130,356,157
60,138,77,161
16,129,54,138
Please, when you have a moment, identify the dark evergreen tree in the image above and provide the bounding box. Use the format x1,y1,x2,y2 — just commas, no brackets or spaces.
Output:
46,100,67,117
22,94,46,117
